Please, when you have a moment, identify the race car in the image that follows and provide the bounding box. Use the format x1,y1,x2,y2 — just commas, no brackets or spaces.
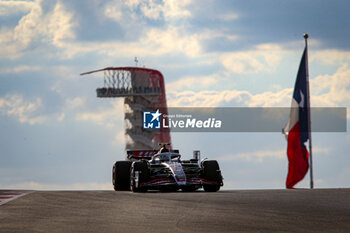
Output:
112,143,223,192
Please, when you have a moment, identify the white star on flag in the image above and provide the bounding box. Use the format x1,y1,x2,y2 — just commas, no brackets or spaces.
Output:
299,90,304,108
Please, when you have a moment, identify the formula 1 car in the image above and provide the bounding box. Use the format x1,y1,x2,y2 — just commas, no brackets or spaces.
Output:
112,143,223,192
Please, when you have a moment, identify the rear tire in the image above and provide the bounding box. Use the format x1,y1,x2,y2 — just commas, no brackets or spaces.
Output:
131,161,149,192
113,161,132,191
202,160,222,192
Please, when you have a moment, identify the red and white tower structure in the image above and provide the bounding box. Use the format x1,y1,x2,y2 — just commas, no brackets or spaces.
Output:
81,67,171,150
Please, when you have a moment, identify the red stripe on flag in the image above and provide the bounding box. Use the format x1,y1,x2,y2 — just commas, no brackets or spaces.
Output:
286,122,309,189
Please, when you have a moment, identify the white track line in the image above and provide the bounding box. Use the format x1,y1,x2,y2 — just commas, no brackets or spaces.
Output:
0,190,33,206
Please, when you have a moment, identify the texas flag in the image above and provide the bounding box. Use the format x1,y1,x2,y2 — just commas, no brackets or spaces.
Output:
282,47,310,189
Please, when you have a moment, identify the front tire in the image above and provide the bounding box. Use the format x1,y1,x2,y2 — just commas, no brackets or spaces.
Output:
130,161,149,192
202,160,222,192
113,161,132,191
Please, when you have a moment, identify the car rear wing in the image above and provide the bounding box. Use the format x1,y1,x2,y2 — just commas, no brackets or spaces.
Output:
126,149,180,160
127,150,157,160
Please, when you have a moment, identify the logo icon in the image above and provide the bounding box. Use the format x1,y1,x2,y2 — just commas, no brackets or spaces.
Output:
143,109,161,129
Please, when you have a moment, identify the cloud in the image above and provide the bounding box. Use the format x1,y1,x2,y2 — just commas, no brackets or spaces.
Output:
0,0,34,16
0,93,82,125
218,149,286,162
53,25,202,58
167,63,350,109
161,0,192,20
0,94,47,125
103,0,124,22
310,50,350,65
167,88,292,107
0,0,204,58
76,99,124,129
220,43,285,74
311,65,350,107
0,65,41,73
167,90,248,107
166,73,219,92
45,1,76,47
218,12,239,21
53,96,86,122
247,88,293,107
218,147,330,163
0,0,76,58
105,0,192,22
142,25,201,56
65,96,85,109
115,130,126,147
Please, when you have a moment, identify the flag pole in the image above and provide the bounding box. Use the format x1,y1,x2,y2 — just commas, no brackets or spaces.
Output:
304,33,314,189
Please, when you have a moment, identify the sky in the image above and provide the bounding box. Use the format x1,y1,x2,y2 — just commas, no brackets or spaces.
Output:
0,0,349,190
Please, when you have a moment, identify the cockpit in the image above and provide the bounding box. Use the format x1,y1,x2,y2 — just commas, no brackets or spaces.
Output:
151,153,181,164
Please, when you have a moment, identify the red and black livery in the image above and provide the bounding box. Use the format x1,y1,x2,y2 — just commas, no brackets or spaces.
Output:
112,144,223,192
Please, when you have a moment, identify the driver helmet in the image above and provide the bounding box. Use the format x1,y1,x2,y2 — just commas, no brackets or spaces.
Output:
159,146,169,153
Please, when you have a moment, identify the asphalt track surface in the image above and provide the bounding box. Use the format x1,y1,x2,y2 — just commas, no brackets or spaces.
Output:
0,189,349,233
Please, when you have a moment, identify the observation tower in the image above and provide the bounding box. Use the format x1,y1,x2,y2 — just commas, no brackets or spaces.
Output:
81,67,171,150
